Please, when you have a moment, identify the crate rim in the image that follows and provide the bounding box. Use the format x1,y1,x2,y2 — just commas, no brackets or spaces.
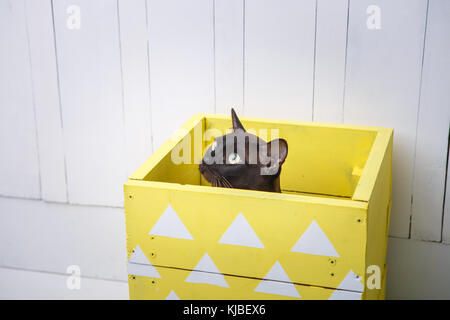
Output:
128,113,393,205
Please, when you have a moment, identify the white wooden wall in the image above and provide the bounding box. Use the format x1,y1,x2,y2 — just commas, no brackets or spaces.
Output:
0,0,449,298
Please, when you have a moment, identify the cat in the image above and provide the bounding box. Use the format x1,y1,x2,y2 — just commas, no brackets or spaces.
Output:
198,108,288,192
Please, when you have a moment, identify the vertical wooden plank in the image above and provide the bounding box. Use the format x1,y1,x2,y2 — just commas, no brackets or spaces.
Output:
344,0,427,238
313,0,348,124
244,0,316,121
214,0,244,116
25,0,68,203
118,0,153,177
53,0,126,207
0,0,41,199
147,0,215,149
444,149,450,243
411,0,450,242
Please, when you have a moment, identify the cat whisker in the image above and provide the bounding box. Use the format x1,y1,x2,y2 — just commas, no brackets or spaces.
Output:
202,165,233,188
220,176,233,188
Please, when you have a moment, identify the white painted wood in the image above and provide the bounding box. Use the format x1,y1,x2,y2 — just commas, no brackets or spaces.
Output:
148,204,194,240
218,213,264,248
386,237,450,299
344,0,428,238
25,0,68,203
52,0,126,207
0,267,128,300
118,0,153,177
0,197,127,282
214,0,244,116
313,0,348,124
444,156,450,243
0,0,41,199
147,0,215,149
411,0,450,242
244,0,316,121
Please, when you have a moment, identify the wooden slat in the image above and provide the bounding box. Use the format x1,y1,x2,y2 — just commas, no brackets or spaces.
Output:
52,0,126,206
0,0,41,199
313,0,348,124
118,0,153,177
214,0,244,116
147,0,215,149
244,0,316,121
129,265,364,300
25,0,68,202
344,0,428,238
411,0,450,242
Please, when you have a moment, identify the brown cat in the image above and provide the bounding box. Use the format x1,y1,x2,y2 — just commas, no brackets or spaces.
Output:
198,109,288,192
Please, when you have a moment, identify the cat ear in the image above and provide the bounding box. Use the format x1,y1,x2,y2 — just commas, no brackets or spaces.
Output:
267,138,288,166
231,108,246,132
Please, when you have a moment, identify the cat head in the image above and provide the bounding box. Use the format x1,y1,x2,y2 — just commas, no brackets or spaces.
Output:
198,109,288,192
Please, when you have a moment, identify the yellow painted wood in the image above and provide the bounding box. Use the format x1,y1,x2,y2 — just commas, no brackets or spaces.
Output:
352,127,394,202
125,180,367,291
124,113,393,300
363,264,388,300
128,266,356,300
129,113,204,182
363,134,393,300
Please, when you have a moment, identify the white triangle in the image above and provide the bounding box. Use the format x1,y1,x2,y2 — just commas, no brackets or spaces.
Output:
127,245,161,278
328,290,362,300
185,253,229,287
185,271,229,288
336,270,364,292
254,262,301,298
128,245,150,265
165,290,180,300
127,261,161,278
263,261,292,282
149,205,194,240
192,253,222,273
291,220,339,257
218,213,264,248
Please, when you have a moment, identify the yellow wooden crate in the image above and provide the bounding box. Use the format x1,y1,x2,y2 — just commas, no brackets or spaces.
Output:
124,113,393,300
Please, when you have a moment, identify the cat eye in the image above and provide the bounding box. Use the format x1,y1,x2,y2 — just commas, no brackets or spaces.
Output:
228,153,240,164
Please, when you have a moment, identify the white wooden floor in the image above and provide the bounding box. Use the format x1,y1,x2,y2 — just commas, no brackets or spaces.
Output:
0,267,129,300
386,238,450,300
